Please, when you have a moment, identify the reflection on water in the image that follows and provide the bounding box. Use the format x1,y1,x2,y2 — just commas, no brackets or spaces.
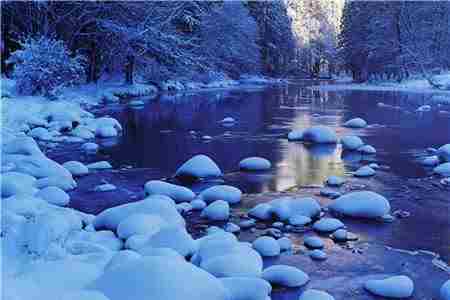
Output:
104,83,450,193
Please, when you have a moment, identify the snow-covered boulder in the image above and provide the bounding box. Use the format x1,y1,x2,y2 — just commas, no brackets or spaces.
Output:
434,163,450,176
248,203,273,220
87,161,113,170
93,256,229,300
421,156,440,166
59,290,110,300
310,249,327,261
93,195,185,231
201,200,230,221
239,157,271,172
144,180,195,203
224,222,240,233
299,289,335,300
302,126,337,144
3,136,43,156
175,154,222,182
304,236,324,249
96,126,118,138
104,250,142,271
36,175,77,191
81,142,99,153
329,191,391,218
313,218,345,233
29,127,53,140
277,237,292,251
199,185,242,204
364,276,414,298
137,247,184,259
220,277,271,300
331,229,348,242
71,126,95,139
116,214,167,239
67,230,123,251
191,199,207,210
438,144,450,162
354,165,376,177
92,117,122,132
63,161,89,176
441,279,450,300
6,154,72,179
341,135,364,151
1,172,37,197
288,215,312,226
94,183,116,192
344,118,367,128
288,130,304,141
262,265,309,287
176,202,193,213
35,186,70,206
252,236,280,257
358,145,377,155
326,175,346,187
220,117,236,124
269,197,321,221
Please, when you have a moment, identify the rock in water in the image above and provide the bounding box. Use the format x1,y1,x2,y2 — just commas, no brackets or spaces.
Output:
437,144,450,162
248,203,273,220
144,180,195,203
239,157,271,172
201,200,230,221
220,277,271,300
35,186,70,206
87,161,112,170
252,236,280,257
313,218,345,233
441,279,450,300
329,191,390,219
1,172,37,197
421,156,440,166
269,197,321,221
81,142,99,153
175,155,222,182
116,213,167,239
199,185,242,204
191,199,207,210
364,275,414,298
288,130,304,141
326,175,346,187
299,289,335,300
309,249,327,261
277,237,292,251
344,118,367,128
354,165,376,177
302,126,337,144
288,215,312,226
262,265,309,287
62,161,89,176
358,145,377,155
434,163,450,177
304,236,324,249
93,256,229,300
341,135,364,151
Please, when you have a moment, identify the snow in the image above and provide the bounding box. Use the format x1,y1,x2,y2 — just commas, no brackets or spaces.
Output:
220,117,236,124
239,157,271,172
420,156,440,166
434,163,450,176
358,145,377,155
302,126,337,144
116,213,167,239
137,247,184,259
288,215,312,226
92,256,229,300
326,175,346,187
95,126,118,138
144,180,195,203
29,127,53,140
199,185,242,204
312,218,345,233
329,191,391,218
201,200,230,221
309,249,328,261
277,237,293,251
304,236,324,249
220,277,272,300
299,289,335,300
175,154,223,182
441,279,450,300
341,135,364,151
364,275,414,298
269,197,321,221
344,118,367,128
252,236,281,257
191,199,207,210
1,172,37,197
86,161,113,170
60,290,110,300
248,203,273,220
93,184,117,192
35,186,70,206
104,250,142,271
67,230,123,251
36,175,77,191
6,154,73,179
70,126,95,139
437,144,450,162
93,195,185,231
416,105,432,112
63,161,89,176
354,165,376,177
262,265,309,287
288,130,304,141
2,136,43,156
81,142,99,153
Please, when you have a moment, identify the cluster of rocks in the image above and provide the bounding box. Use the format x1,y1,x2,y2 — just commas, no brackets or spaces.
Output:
421,144,450,178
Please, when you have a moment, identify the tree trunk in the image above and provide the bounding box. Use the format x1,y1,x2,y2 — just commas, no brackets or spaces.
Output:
87,41,97,83
125,55,134,85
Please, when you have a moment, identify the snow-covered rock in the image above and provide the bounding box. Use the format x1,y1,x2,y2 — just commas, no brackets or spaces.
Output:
94,183,116,192
252,236,280,257
331,229,348,242
341,135,364,151
60,290,110,300
299,289,335,300
93,195,185,231
144,180,195,203
220,117,236,124
344,118,367,128
35,186,70,206
175,154,222,182
81,142,99,153
326,175,346,187
1,172,37,197
320,188,341,199
421,156,440,166
313,218,345,232
239,157,271,172
304,236,324,249
438,144,450,162
6,154,72,179
176,202,193,213
358,145,377,155
137,247,184,259
93,256,229,300
92,117,122,132
3,136,43,156
201,200,230,221
87,161,113,170
191,199,207,210
29,127,53,140
288,130,304,141
329,191,391,219
288,215,312,226
269,197,321,221
220,277,271,300
354,165,376,177
36,175,77,191
104,250,142,271
277,237,292,251
364,275,414,298
434,163,450,176
71,126,95,139
199,185,242,204
302,126,337,144
309,249,328,261
63,161,89,176
224,222,240,233
441,279,450,300
416,105,431,112
96,126,118,138
116,214,167,239
262,265,309,287
248,203,273,220
67,230,123,251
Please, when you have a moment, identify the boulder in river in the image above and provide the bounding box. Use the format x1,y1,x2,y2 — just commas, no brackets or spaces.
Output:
175,154,222,182
287,130,304,141
329,191,390,219
437,144,450,162
354,165,376,177
144,180,195,203
326,175,346,187
252,236,280,257
441,279,450,300
434,162,450,177
199,185,242,204
364,275,414,298
313,218,345,233
269,197,321,221
299,289,335,300
248,203,273,220
344,117,367,128
358,145,377,155
341,135,364,151
304,236,324,249
200,200,230,221
302,126,337,144
239,157,271,172
262,265,309,287
62,161,89,176
220,277,271,300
